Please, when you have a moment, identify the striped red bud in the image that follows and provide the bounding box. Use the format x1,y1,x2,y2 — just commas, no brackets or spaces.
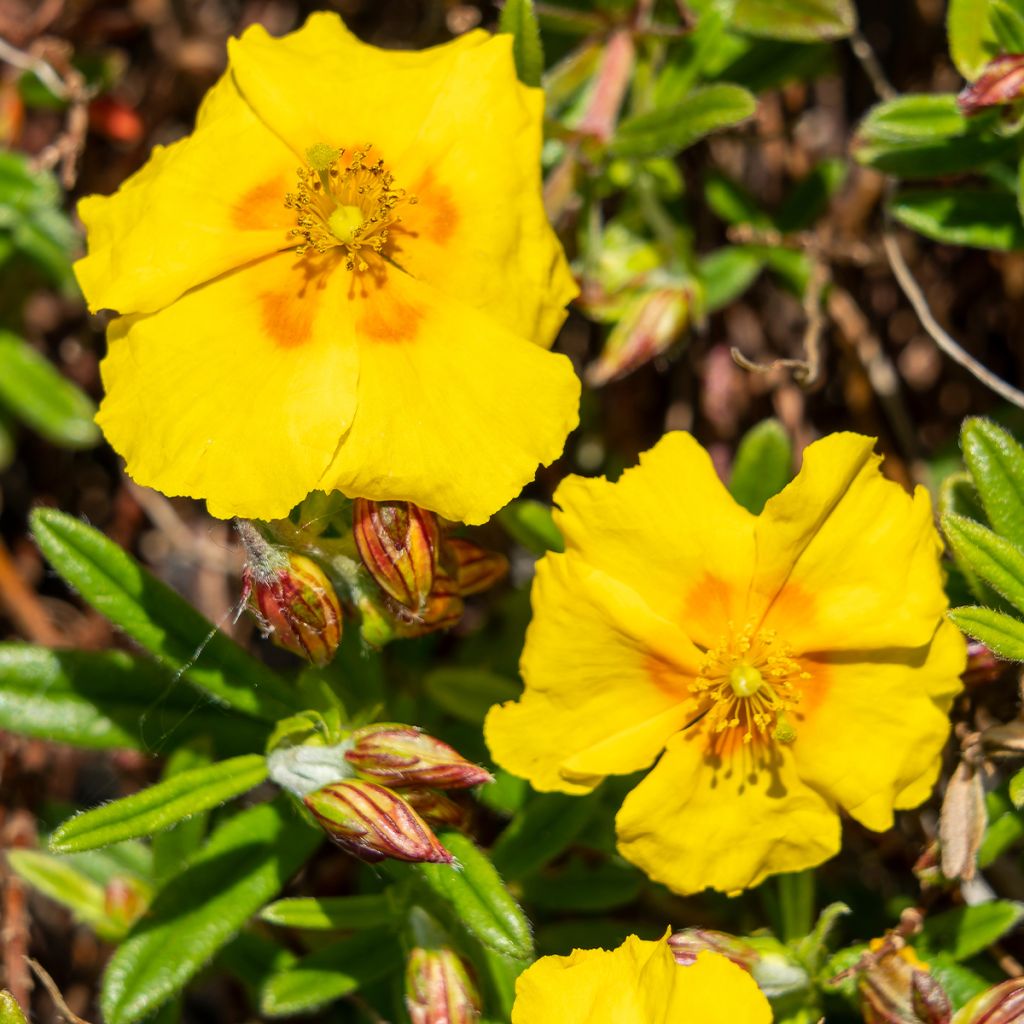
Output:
346,725,492,790
447,538,509,596
304,780,452,865
405,947,481,1024
354,498,440,612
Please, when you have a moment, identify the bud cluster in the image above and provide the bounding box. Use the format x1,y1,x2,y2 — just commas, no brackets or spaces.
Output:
294,723,492,866
353,498,508,640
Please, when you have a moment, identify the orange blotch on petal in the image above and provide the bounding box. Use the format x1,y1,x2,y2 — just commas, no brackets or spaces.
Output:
260,288,315,349
355,281,424,344
232,174,291,231
404,169,460,246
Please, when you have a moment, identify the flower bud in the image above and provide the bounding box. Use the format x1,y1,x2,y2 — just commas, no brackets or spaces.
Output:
394,569,465,638
953,978,1024,1023
238,520,342,667
959,55,1024,114
668,928,759,970
585,286,691,386
404,789,469,828
304,780,453,865
405,946,481,1024
858,940,951,1024
104,875,148,931
447,538,509,596
346,724,493,790
964,642,1003,687
354,498,440,612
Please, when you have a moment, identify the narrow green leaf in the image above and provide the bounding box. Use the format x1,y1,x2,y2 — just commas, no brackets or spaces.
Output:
919,902,1024,961
51,755,267,855
30,509,296,721
0,992,28,1024
424,667,521,725
490,793,597,881
152,742,215,884
704,170,772,228
260,894,396,931
949,606,1024,660
259,930,399,1017
991,0,1024,49
730,419,793,514
962,418,1024,549
402,831,533,960
859,94,969,142
101,800,320,1024
698,247,764,313
522,858,643,912
0,644,267,753
0,332,98,448
217,931,297,1001
475,946,530,1021
890,189,1024,251
943,514,1024,615
948,0,999,78
612,84,757,159
732,0,856,41
497,499,564,554
7,849,108,931
499,0,543,87
1010,766,1024,808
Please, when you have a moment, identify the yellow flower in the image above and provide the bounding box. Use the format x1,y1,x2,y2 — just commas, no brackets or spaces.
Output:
75,14,579,524
511,935,772,1024
485,432,965,895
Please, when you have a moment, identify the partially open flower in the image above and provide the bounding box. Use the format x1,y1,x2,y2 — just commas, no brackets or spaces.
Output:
304,780,452,864
406,946,481,1024
346,724,493,790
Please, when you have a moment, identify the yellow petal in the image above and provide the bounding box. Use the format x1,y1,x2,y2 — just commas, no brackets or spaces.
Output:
390,34,577,347
485,552,699,794
792,618,965,831
616,729,840,895
319,267,579,525
752,433,948,652
97,252,359,520
74,72,295,316
511,938,771,1024
226,14,489,166
553,432,756,649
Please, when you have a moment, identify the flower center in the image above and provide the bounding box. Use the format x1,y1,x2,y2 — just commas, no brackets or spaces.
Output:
691,625,809,745
284,143,415,271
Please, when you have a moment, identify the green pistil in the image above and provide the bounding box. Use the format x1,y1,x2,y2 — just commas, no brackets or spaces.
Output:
728,663,763,698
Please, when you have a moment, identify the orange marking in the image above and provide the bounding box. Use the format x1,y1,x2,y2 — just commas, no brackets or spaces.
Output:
232,174,289,231
355,285,424,344
259,289,314,349
408,169,459,246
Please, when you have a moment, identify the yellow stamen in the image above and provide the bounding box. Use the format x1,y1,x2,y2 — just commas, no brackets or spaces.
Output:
284,143,415,271
691,624,806,745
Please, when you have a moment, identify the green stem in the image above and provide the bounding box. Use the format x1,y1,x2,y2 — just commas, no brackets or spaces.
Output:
772,870,816,943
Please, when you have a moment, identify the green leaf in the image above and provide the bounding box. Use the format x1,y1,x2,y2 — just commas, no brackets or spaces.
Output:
919,902,1024,961
948,0,1000,78
948,606,1024,660
860,94,970,141
704,170,771,228
1010,766,1024,808
490,792,597,881
101,799,320,1024
152,742,215,884
612,84,757,159
732,0,856,41
699,247,764,313
424,667,521,725
497,499,564,554
0,644,267,753
0,332,99,448
260,894,396,931
30,509,296,721
978,803,1024,865
217,931,297,1000
890,189,1024,251
991,0,1024,49
7,848,121,938
259,930,399,1017
0,992,28,1024
962,418,1024,549
522,858,643,912
729,419,793,514
50,755,267,854
499,0,544,87
943,514,1024,616
402,831,533,960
